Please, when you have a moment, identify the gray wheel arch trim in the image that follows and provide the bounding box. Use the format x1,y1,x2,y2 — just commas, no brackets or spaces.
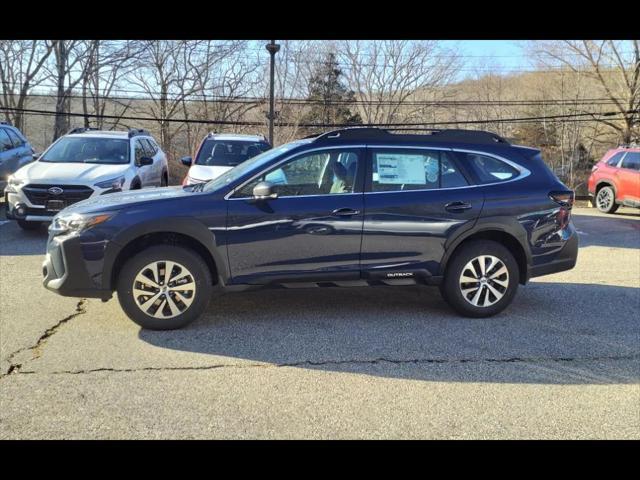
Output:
102,216,229,291
439,217,531,279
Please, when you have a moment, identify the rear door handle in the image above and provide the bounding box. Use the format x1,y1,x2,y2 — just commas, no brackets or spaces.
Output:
445,201,472,212
331,207,360,217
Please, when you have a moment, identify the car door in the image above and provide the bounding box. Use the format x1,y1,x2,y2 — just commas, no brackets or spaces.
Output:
142,138,162,185
5,128,32,169
133,139,152,187
360,147,483,282
617,152,640,203
226,147,365,285
0,128,15,177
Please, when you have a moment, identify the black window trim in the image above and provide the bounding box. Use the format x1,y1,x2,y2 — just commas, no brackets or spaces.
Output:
363,145,530,194
226,145,367,200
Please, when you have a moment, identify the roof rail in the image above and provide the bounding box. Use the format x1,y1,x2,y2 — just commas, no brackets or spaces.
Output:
128,128,150,138
311,127,510,145
67,127,99,135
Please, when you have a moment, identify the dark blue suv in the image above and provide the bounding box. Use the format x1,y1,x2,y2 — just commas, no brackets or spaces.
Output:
42,128,578,329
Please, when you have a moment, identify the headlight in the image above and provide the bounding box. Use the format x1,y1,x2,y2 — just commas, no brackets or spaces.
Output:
49,212,113,236
4,176,24,193
95,176,125,190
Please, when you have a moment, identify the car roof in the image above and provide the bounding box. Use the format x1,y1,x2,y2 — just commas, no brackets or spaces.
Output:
208,133,268,142
66,131,142,140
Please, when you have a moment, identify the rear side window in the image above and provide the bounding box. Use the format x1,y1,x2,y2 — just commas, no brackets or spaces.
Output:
0,129,13,151
141,138,156,157
621,152,640,171
5,128,24,147
606,152,625,167
371,149,465,192
463,153,519,184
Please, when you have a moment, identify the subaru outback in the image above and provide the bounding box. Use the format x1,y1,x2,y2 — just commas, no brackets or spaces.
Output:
42,128,578,330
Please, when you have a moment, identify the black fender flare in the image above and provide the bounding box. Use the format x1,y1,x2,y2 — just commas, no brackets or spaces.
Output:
102,216,228,290
439,216,532,278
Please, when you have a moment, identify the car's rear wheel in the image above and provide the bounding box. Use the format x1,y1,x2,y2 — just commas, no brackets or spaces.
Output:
117,245,212,330
440,240,519,318
595,186,619,214
17,219,41,231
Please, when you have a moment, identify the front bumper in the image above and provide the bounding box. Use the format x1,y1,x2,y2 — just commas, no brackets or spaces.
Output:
42,233,112,300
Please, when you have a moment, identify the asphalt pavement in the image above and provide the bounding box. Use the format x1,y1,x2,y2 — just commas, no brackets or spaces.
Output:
0,205,638,439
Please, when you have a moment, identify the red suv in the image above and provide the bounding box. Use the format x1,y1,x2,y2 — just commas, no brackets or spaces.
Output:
588,145,640,213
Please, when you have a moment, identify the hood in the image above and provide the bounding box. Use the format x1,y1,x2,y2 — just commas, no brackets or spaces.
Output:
63,186,193,215
188,164,233,182
15,161,130,184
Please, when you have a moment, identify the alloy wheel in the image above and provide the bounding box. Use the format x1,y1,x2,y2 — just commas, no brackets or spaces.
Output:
459,255,509,307
132,261,196,318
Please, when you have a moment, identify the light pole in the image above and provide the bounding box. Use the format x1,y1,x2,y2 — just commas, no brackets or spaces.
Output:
265,40,280,145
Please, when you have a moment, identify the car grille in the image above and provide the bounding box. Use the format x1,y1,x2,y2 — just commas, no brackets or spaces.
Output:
22,184,94,206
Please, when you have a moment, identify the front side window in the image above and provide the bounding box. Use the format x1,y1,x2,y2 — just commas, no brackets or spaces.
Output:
141,138,156,157
196,140,271,167
0,129,12,152
463,153,519,184
371,149,465,192
5,128,24,147
40,137,130,164
234,149,360,198
606,152,625,167
134,140,146,163
620,152,640,171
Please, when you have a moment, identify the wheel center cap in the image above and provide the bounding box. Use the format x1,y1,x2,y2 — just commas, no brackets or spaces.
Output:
162,286,168,293
480,277,487,284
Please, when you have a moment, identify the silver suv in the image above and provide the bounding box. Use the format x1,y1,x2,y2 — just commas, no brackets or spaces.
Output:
4,127,168,230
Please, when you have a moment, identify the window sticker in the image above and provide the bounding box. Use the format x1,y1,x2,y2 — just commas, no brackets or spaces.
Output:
376,153,428,184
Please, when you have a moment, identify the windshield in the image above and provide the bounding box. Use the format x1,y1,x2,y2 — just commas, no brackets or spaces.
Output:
196,139,271,167
40,137,130,164
202,141,305,193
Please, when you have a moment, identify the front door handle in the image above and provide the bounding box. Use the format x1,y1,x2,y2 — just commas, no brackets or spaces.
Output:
445,201,472,212
331,207,360,217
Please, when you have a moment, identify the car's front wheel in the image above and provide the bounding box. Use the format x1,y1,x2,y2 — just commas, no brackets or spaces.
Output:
117,245,213,330
440,240,519,318
595,186,619,214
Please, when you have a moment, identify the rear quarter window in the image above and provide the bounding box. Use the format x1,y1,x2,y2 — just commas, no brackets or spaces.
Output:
462,153,519,184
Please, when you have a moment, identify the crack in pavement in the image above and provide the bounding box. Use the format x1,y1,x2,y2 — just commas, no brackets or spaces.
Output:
7,352,639,377
0,299,87,379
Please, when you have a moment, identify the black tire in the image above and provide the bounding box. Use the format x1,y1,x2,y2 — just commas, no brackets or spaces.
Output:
440,240,519,318
117,245,213,330
17,219,41,231
595,186,619,214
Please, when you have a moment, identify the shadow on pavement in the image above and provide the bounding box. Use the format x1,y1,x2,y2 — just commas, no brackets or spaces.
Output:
139,282,640,385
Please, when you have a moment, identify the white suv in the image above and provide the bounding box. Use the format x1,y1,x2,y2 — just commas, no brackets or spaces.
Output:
180,133,271,185
4,128,168,230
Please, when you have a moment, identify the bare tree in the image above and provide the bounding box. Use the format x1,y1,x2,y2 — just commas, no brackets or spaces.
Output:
79,40,141,130
0,40,54,130
130,40,248,159
529,40,640,143
336,40,461,125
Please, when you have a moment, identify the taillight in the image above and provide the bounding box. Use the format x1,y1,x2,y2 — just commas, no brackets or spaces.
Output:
549,190,574,229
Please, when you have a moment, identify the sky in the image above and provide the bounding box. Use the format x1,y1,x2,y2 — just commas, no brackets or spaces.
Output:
441,40,531,79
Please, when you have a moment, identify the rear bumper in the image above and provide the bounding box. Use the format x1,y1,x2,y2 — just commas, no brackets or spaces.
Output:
529,227,579,279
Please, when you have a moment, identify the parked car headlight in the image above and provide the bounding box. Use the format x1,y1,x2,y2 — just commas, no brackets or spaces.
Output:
95,176,125,190
49,212,113,236
5,175,24,193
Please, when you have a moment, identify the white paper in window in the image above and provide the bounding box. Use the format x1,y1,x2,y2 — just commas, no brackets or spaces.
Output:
376,154,427,184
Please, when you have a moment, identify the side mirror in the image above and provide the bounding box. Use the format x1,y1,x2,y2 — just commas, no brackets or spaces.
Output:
252,181,278,201
180,156,192,166
32,152,41,160
137,156,154,167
